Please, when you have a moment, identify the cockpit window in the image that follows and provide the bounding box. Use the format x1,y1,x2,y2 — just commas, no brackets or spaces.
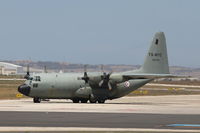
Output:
33,76,41,81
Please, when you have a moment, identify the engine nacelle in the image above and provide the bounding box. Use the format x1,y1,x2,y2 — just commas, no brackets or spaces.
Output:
74,87,92,98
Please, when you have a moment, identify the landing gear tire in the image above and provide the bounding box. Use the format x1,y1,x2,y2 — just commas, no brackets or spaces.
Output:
89,99,97,103
89,94,97,103
33,98,41,103
81,99,88,103
72,99,79,103
98,100,105,104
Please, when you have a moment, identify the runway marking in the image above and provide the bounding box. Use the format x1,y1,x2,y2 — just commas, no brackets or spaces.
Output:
167,124,200,128
0,127,200,132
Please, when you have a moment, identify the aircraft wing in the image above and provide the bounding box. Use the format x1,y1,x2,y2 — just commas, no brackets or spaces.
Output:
122,73,187,79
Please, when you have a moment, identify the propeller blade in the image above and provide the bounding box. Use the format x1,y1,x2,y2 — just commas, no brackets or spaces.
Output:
98,70,113,90
27,65,30,76
108,81,112,90
101,65,104,73
24,65,30,79
84,71,88,78
99,80,104,87
108,71,112,77
84,65,87,73
81,65,89,84
44,66,47,73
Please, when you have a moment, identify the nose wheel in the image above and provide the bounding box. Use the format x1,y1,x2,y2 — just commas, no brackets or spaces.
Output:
33,97,41,103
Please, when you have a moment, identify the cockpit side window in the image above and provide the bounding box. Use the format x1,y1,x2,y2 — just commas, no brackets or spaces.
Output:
33,83,38,88
36,76,41,81
34,76,41,82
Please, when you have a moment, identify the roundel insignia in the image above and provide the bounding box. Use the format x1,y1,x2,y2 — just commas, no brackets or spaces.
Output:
124,81,130,88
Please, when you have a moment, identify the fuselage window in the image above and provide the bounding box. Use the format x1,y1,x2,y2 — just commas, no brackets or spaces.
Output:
34,76,41,81
33,83,38,88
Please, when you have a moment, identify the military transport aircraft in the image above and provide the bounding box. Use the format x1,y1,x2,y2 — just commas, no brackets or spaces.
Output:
18,32,175,103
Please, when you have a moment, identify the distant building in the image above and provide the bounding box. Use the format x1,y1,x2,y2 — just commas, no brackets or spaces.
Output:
0,62,23,75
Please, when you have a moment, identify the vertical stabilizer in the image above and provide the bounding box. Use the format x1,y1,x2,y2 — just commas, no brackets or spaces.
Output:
140,32,169,74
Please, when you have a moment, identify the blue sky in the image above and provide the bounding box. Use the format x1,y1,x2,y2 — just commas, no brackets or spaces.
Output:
0,0,200,67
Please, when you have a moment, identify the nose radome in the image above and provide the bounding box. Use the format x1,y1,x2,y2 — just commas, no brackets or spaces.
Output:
18,84,31,96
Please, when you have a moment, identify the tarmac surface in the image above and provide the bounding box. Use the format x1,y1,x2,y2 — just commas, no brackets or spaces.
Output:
0,111,200,129
0,95,200,132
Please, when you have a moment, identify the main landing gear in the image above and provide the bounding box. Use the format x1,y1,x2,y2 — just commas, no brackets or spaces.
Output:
32,98,105,104
97,99,105,104
33,97,41,103
72,99,88,103
89,99,105,104
72,99,105,104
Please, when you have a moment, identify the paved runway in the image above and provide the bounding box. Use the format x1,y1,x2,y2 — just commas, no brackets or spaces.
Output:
0,95,200,132
0,111,200,129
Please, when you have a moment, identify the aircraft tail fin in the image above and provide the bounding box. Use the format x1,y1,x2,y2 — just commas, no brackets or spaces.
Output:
140,32,169,74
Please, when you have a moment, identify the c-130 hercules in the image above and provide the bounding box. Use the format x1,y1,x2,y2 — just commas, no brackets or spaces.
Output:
18,32,175,103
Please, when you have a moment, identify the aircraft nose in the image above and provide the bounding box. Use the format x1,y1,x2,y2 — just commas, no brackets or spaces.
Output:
18,84,31,96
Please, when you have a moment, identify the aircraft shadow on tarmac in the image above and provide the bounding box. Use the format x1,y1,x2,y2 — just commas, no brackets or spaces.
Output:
22,100,175,105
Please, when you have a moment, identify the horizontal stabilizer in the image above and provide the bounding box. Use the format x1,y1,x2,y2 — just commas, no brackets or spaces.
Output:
123,74,188,79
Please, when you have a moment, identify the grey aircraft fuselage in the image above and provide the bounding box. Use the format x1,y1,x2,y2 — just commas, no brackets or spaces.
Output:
18,32,174,103
24,72,152,100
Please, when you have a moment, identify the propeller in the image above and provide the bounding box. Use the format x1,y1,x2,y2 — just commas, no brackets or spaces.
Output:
81,65,89,84
44,66,48,73
99,65,113,90
24,65,30,79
